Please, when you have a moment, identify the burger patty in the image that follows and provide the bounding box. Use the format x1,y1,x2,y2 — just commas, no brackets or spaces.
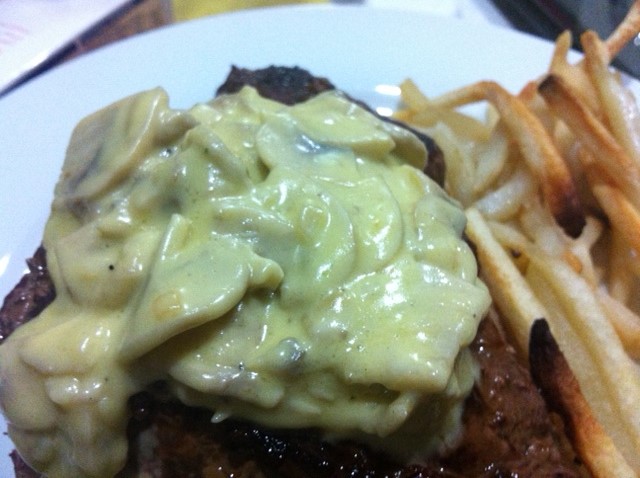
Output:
0,67,585,477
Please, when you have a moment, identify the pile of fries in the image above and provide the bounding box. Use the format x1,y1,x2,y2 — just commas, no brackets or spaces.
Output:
396,2,640,476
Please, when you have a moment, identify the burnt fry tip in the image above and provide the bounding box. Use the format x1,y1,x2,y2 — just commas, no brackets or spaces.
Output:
529,318,581,414
538,74,557,94
529,318,559,383
552,193,586,239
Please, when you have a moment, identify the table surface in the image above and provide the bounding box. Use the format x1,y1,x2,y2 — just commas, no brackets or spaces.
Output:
61,0,173,64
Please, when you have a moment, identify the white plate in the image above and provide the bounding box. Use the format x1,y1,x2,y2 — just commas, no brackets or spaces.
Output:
0,4,637,475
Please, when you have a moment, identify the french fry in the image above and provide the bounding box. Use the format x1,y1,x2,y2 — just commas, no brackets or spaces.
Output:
468,205,640,472
592,181,640,254
566,216,603,287
545,0,640,116
427,122,476,205
464,208,546,353
608,229,637,303
538,74,640,209
549,30,572,74
398,79,491,141
398,78,431,111
433,81,585,237
399,6,640,472
582,30,640,164
604,0,640,59
473,165,535,221
519,198,569,258
526,251,640,471
428,81,487,110
544,30,602,117
529,319,636,478
471,122,509,194
597,289,640,360
606,225,640,308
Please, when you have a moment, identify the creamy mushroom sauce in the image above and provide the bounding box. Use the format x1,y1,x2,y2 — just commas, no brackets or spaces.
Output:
0,87,490,477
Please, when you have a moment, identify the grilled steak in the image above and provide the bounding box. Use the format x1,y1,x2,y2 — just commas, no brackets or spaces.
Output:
217,66,446,187
0,247,54,343
0,67,585,477
216,65,335,106
1,251,585,477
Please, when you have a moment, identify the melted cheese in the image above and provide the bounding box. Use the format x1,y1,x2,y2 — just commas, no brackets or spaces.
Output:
0,87,490,477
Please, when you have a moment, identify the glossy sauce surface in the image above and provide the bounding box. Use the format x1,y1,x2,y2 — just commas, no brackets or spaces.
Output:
0,88,490,477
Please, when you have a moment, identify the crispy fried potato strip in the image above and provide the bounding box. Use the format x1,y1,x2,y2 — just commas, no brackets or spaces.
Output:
539,74,640,209
410,80,586,237
604,0,640,59
582,30,640,161
397,2,640,474
529,319,637,478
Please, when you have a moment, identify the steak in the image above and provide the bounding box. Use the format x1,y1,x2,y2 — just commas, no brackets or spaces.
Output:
0,247,54,343
1,251,585,478
217,66,446,187
0,67,585,477
216,65,335,106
